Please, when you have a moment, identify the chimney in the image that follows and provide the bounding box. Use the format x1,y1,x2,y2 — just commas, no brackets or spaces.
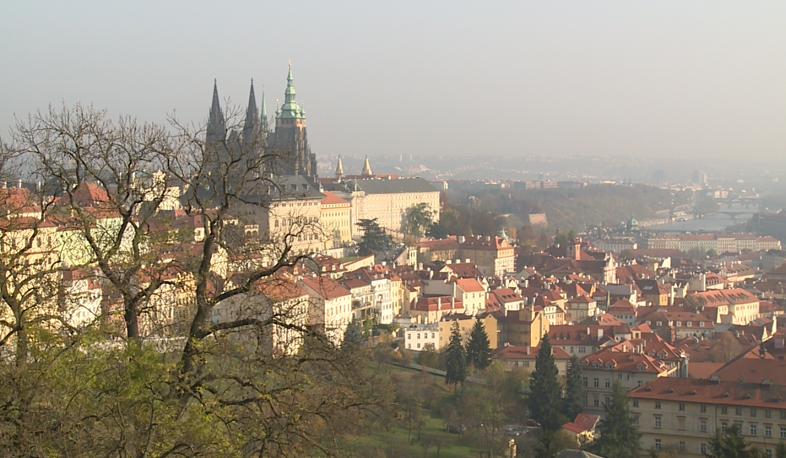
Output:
486,235,491,242
526,344,531,355
458,235,466,243
465,259,470,263
597,328,604,340
418,263,423,271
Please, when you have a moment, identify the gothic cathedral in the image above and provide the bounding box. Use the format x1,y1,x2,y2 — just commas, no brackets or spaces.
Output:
206,65,318,180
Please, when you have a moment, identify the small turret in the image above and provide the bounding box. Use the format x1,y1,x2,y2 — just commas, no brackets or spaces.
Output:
361,155,373,177
335,155,344,180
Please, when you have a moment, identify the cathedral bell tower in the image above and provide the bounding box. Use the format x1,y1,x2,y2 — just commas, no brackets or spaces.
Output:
268,64,317,179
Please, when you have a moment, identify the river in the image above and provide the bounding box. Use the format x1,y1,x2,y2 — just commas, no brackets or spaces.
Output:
648,203,760,233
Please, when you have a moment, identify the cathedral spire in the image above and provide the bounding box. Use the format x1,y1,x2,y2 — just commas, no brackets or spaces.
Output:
278,63,302,119
361,155,373,177
260,89,268,133
207,79,226,144
335,155,344,180
243,79,260,145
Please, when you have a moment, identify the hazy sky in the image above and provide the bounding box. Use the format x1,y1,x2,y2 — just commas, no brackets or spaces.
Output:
2,1,785,162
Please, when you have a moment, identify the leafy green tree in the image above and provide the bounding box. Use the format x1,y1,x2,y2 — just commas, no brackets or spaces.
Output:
403,202,434,239
357,218,391,255
708,423,756,458
417,343,440,369
459,362,526,458
593,380,641,458
532,429,577,458
776,442,786,458
444,321,467,394
563,355,583,420
528,334,564,431
465,318,492,371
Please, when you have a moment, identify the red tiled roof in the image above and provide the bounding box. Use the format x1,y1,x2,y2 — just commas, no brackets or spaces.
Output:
629,377,786,409
608,299,636,313
491,344,572,360
413,296,464,312
320,190,349,205
581,348,671,374
299,275,351,300
455,277,485,293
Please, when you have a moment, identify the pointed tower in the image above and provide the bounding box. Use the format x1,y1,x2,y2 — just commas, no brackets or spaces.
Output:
242,79,260,147
206,79,226,145
269,64,317,179
335,155,344,180
260,89,269,134
361,155,373,177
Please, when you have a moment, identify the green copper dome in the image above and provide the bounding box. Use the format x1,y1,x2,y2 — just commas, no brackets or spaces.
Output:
278,65,304,119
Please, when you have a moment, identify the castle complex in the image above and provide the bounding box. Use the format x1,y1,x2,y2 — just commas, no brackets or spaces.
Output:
208,65,317,180
207,66,440,242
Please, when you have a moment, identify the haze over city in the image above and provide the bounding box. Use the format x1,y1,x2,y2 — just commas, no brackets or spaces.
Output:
2,1,786,163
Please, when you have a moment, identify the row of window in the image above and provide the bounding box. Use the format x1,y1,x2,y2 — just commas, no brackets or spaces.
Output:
646,413,786,439
639,400,786,420
653,439,777,457
583,375,641,388
646,319,706,328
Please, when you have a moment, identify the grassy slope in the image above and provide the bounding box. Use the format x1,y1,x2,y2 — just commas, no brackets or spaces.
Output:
353,362,476,457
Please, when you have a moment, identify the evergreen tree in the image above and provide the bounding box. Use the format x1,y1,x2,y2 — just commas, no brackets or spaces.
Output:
708,423,754,458
562,355,583,420
444,321,467,394
342,320,364,353
528,334,564,431
593,380,641,458
357,218,391,255
465,318,492,371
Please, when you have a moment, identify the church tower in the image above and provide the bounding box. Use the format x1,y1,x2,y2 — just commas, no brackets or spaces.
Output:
361,155,373,177
335,155,344,180
242,79,260,148
267,64,317,179
206,79,226,146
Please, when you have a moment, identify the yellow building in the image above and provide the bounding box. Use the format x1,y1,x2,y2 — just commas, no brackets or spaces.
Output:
499,307,550,348
342,177,440,237
491,342,571,376
319,190,351,249
251,176,324,254
629,377,786,457
437,311,500,349
457,235,515,278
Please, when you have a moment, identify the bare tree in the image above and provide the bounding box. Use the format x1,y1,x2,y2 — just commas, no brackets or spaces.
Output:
0,103,390,457
19,104,180,340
